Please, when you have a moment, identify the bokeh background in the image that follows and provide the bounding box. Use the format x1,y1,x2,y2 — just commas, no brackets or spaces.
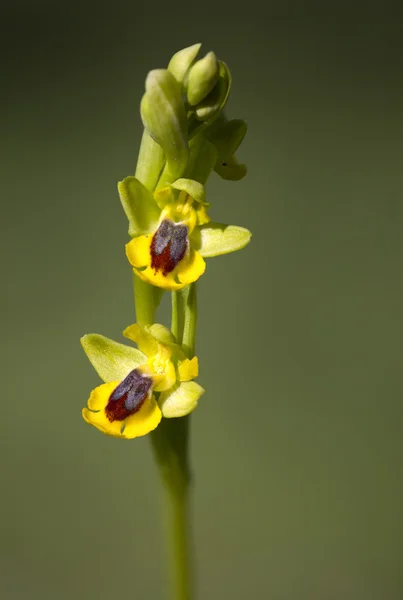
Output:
2,4,402,599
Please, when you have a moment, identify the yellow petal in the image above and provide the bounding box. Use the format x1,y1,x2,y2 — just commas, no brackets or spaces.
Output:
177,248,206,285
196,204,211,226
82,411,123,438
127,232,205,290
134,264,187,291
160,203,197,234
122,394,162,439
140,350,176,392
123,324,159,356
125,235,152,268
153,185,175,209
83,382,124,437
82,382,162,439
82,407,122,437
178,356,199,381
87,381,119,410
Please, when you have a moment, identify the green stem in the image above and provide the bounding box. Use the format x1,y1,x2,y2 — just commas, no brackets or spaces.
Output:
182,284,197,359
133,274,162,326
134,274,193,600
152,284,198,600
150,416,192,600
171,290,181,342
171,289,187,346
134,129,196,600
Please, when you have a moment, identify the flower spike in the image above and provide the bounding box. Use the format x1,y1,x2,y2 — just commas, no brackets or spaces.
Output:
80,42,252,600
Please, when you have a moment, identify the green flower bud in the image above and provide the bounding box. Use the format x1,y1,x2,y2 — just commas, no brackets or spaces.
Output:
195,61,232,122
168,43,201,84
187,51,219,106
140,69,189,179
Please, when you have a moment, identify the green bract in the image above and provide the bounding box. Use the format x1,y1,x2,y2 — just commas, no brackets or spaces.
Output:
140,69,189,180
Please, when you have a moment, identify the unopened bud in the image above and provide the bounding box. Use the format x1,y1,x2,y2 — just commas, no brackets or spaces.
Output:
168,43,201,84
195,61,232,122
187,51,219,106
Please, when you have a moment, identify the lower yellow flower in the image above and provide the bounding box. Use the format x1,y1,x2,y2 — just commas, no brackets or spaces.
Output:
81,323,204,439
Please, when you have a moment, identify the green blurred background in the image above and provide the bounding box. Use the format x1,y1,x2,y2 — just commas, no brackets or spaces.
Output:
2,4,402,599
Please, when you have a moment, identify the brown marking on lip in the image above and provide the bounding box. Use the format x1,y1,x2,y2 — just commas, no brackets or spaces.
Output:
105,369,152,422
150,220,188,276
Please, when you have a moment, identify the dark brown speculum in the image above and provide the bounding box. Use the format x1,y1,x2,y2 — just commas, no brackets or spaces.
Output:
105,369,152,422
151,219,188,275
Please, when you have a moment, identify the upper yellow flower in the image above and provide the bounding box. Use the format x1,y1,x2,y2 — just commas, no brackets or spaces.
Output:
119,177,251,291
81,323,203,439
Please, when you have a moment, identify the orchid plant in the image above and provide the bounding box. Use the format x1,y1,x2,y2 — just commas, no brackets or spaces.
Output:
81,43,251,600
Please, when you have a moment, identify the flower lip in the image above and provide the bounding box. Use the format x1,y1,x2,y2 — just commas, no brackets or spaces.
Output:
151,219,188,275
105,368,152,422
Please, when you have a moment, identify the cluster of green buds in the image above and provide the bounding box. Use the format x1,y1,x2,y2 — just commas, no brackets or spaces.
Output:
81,44,251,439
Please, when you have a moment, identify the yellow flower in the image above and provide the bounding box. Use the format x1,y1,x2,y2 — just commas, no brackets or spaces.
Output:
119,177,251,291
81,323,204,439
